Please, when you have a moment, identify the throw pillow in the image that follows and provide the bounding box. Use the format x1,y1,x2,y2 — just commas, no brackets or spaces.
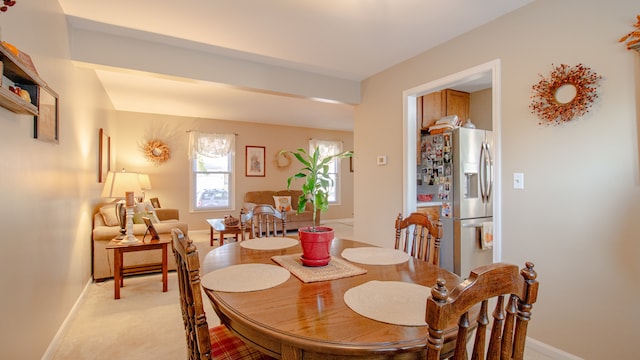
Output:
272,196,292,212
134,201,160,223
99,204,120,227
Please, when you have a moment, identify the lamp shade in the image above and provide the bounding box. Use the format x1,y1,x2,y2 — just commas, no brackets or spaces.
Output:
138,174,152,190
101,171,143,199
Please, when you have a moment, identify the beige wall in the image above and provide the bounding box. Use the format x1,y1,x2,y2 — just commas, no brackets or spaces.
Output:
355,0,639,358
0,1,117,358
469,88,492,130
113,111,354,230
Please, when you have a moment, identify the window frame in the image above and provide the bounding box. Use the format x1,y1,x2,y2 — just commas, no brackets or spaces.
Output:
309,139,343,206
189,132,236,212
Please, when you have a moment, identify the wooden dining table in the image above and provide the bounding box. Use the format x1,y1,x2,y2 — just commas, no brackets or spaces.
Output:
201,238,465,360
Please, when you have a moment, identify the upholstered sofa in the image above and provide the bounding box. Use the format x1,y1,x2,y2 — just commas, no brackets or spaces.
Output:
243,190,319,231
92,201,189,281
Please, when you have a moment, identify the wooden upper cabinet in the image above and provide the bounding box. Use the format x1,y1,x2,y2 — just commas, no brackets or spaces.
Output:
420,89,469,129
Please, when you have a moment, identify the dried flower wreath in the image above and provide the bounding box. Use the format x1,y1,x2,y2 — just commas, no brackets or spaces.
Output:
619,14,640,50
1,1,16,13
141,139,170,166
530,64,601,125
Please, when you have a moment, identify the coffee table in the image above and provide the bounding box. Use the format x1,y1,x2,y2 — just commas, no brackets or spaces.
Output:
207,218,243,246
106,234,171,299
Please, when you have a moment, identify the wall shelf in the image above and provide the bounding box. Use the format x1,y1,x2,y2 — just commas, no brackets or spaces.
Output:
0,43,50,116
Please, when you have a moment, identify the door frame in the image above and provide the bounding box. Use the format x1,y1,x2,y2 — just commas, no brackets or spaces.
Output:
402,59,502,262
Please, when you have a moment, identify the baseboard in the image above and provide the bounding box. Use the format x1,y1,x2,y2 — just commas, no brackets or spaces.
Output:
321,218,353,225
527,337,584,360
41,277,93,360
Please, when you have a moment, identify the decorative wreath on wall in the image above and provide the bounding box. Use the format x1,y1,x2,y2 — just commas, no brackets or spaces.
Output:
141,139,171,166
529,63,602,125
274,151,292,170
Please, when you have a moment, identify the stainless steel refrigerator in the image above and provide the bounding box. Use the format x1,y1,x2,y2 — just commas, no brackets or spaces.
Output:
418,127,494,276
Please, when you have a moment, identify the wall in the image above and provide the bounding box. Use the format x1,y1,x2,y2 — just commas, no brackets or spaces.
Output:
354,0,639,358
113,111,354,230
0,1,116,359
469,88,492,130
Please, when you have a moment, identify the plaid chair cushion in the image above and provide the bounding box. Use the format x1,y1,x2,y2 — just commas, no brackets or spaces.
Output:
209,325,273,360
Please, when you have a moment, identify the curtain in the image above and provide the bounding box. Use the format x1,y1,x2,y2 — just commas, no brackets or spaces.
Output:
309,139,342,159
188,132,235,159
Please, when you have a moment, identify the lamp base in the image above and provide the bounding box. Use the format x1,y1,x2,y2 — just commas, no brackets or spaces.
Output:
120,234,139,244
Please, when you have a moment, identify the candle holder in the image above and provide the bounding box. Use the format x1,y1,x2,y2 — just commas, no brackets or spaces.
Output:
120,205,139,244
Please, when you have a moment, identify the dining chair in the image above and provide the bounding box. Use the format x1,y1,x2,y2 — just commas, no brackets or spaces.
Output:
240,204,287,240
171,228,272,360
395,212,443,265
425,262,539,360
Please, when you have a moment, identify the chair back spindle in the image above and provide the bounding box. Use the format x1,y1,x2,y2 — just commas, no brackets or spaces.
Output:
425,262,539,360
394,212,443,265
241,205,287,239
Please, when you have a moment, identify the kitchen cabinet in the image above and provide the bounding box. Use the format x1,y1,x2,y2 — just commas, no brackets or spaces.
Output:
421,89,469,129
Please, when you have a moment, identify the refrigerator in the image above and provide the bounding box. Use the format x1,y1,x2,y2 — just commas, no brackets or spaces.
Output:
418,127,494,277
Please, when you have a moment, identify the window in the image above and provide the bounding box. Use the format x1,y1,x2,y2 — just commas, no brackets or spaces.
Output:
189,132,235,211
309,139,343,204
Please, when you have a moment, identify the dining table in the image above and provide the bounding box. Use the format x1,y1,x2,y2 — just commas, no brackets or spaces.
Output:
201,237,466,360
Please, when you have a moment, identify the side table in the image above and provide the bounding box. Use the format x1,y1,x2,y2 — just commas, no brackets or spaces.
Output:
105,234,171,299
207,218,243,246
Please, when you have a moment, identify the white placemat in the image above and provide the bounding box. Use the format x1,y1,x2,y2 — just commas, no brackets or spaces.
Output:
341,247,411,265
344,280,430,326
240,237,299,250
201,264,290,292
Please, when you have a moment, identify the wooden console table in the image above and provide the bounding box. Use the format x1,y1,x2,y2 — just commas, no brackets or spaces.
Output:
207,218,243,246
106,234,170,299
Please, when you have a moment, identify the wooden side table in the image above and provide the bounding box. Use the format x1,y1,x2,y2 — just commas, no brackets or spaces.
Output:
105,234,171,299
207,218,243,246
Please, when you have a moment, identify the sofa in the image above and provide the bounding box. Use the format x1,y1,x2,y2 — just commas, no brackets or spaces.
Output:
92,201,189,281
243,190,319,231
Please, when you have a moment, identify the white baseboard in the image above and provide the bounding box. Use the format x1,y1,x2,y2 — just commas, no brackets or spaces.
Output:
41,278,93,360
527,337,583,360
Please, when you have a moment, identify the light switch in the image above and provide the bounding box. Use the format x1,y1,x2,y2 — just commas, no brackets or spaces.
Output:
376,155,387,165
513,172,524,189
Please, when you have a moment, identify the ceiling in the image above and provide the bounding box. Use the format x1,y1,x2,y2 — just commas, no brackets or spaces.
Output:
58,0,532,131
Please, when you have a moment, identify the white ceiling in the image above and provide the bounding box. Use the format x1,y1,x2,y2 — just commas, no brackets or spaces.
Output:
58,0,532,131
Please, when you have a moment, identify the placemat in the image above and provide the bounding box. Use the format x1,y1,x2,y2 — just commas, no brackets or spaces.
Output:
271,254,367,283
341,247,410,265
240,237,299,250
201,264,290,292
343,280,430,326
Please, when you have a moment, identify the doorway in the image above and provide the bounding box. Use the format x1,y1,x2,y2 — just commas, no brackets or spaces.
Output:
402,59,502,262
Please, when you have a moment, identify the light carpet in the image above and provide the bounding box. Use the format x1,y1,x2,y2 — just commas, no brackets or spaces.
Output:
50,221,354,360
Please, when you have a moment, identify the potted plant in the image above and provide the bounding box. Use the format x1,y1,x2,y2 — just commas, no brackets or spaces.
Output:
280,147,353,266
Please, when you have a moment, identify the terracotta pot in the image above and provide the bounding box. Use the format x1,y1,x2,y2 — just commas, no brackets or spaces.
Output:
298,226,334,267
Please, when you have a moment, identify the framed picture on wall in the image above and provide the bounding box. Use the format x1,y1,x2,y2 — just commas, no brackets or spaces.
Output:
246,146,265,177
98,128,110,183
33,86,59,143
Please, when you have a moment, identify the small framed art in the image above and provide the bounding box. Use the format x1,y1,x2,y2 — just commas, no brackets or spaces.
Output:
246,146,265,177
98,128,110,183
33,86,59,143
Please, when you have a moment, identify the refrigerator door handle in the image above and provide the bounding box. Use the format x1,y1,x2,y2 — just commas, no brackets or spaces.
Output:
479,142,487,203
484,142,493,202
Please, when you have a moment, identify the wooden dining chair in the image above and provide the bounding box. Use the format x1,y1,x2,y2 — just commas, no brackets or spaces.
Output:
171,228,272,360
395,212,443,265
425,262,539,360
240,204,287,240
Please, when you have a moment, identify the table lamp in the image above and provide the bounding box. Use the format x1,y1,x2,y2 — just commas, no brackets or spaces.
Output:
101,170,143,244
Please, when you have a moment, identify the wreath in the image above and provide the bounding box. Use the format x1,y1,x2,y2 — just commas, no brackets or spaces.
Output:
274,151,292,170
141,139,170,166
529,63,601,125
